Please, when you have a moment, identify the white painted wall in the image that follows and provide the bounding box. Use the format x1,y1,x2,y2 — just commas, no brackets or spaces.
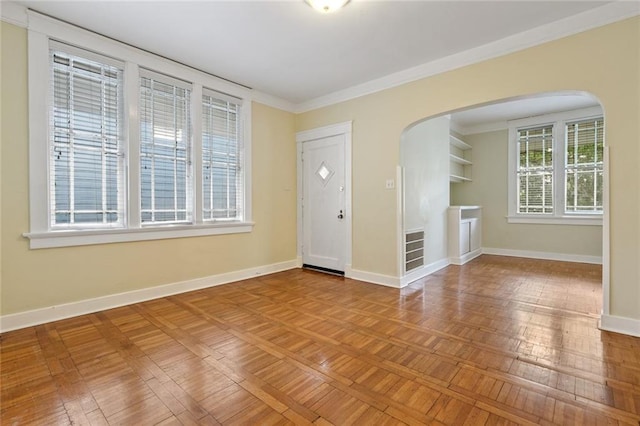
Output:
400,116,450,265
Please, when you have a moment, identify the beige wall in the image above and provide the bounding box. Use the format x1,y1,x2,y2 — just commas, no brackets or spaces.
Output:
401,116,450,265
0,22,297,315
297,17,640,320
451,130,602,256
2,17,639,324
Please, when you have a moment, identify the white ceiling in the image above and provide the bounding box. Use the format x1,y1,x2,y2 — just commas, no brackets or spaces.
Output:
450,94,601,133
14,0,617,106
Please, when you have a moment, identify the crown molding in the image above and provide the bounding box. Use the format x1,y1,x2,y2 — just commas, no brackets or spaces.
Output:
0,3,295,114
456,121,509,136
1,1,28,27
251,90,296,113
294,1,640,113
456,104,603,135
4,1,638,116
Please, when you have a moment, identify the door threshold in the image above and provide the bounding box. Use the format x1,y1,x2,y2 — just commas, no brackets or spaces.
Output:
302,264,345,277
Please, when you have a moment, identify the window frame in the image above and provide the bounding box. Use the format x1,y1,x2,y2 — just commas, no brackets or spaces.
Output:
48,42,127,229
515,124,555,215
507,106,603,226
564,117,604,214
201,88,244,222
139,69,194,225
25,11,253,249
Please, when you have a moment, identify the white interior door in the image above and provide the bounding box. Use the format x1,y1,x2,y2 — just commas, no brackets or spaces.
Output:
302,135,346,272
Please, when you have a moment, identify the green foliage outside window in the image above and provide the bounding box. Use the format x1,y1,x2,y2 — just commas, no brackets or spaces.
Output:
565,119,604,213
517,126,553,214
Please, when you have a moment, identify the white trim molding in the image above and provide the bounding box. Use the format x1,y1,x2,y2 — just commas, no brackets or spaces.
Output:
506,216,603,226
400,258,450,287
294,2,640,113
23,222,255,249
482,247,602,265
296,121,353,273
0,259,298,333
24,10,254,249
449,248,482,266
396,165,405,278
456,120,509,136
4,2,638,114
251,90,295,113
345,265,401,289
507,106,605,225
602,146,611,316
599,314,640,338
0,1,28,27
295,121,354,144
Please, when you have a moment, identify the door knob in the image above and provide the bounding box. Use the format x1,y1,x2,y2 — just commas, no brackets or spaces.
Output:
338,210,344,219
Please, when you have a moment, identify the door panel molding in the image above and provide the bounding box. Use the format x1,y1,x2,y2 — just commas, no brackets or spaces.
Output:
296,121,352,274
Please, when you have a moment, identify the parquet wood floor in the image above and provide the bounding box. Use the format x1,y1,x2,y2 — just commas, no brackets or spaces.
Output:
2,255,639,425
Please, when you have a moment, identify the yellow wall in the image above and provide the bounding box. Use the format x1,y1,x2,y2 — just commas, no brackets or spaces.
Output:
2,16,639,323
451,129,602,257
296,17,640,320
0,22,298,315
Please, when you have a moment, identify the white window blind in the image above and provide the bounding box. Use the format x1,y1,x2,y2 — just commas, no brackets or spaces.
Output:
50,45,124,228
565,118,604,213
139,71,192,224
202,89,242,221
517,125,554,214
29,20,254,248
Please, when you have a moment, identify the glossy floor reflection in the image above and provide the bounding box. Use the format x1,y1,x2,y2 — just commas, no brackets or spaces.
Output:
1,255,639,425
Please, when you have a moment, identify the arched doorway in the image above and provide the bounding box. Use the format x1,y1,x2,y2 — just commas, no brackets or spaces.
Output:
398,91,608,316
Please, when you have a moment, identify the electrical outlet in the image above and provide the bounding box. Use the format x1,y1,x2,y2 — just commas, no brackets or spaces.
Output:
385,179,395,189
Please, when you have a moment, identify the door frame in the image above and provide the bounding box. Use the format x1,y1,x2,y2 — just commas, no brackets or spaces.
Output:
296,121,352,273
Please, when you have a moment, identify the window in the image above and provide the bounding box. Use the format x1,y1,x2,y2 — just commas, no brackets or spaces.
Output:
139,72,192,224
26,16,253,249
202,90,242,221
565,118,604,213
508,108,604,225
517,125,554,214
50,44,125,228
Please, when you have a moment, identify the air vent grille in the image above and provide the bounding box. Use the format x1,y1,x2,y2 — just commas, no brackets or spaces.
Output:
405,230,424,273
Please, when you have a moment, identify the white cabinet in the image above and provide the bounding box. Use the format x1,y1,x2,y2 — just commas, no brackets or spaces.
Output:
448,206,482,265
459,221,471,255
469,218,480,252
449,135,472,183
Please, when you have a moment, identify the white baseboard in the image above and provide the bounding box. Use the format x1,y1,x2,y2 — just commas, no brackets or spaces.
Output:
449,248,482,266
482,247,602,264
401,258,450,287
599,314,640,337
346,258,450,289
0,259,299,333
345,264,401,288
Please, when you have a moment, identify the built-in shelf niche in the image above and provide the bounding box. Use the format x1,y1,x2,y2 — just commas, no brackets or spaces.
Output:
449,135,472,183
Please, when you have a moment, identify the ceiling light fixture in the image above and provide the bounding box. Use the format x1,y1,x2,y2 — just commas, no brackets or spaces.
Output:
306,0,350,14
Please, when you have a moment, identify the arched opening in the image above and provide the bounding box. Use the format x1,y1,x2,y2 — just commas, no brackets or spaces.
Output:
398,91,607,316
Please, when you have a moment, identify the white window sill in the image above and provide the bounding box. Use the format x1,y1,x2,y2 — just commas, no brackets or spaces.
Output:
506,215,602,226
23,222,255,249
